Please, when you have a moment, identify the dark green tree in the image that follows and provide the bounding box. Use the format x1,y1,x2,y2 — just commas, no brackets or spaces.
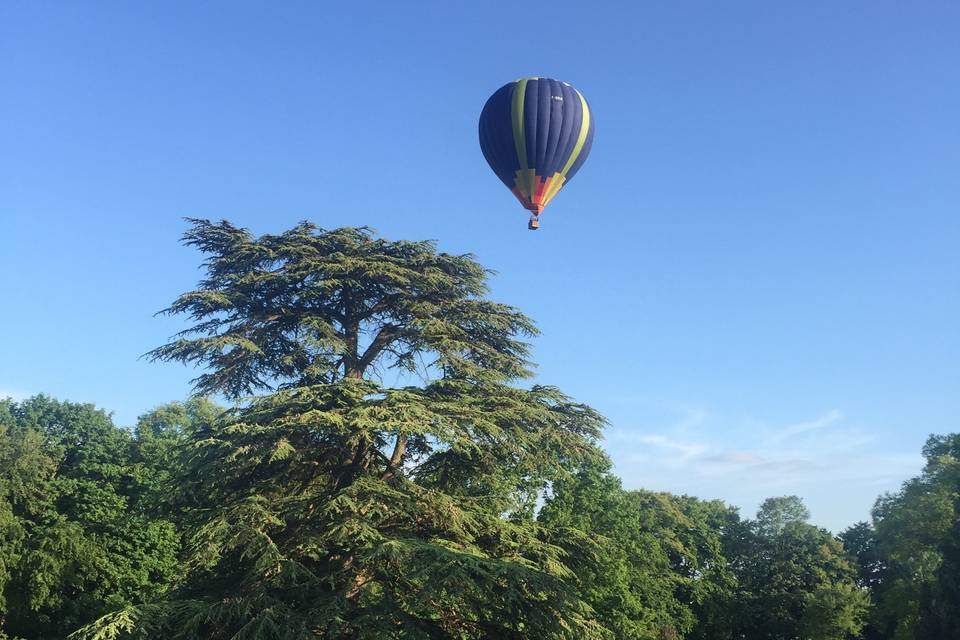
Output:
838,522,887,593
718,496,868,640
678,497,742,640
77,220,608,639
869,433,960,640
837,522,890,640
928,518,960,639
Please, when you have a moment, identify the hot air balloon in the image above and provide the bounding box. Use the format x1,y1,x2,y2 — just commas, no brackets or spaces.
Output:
479,77,594,230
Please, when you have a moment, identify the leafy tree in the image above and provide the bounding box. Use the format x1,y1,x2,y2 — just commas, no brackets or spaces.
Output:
710,496,868,640
0,396,179,640
838,522,890,640
538,463,679,639
77,220,609,639
869,433,960,640
680,498,742,640
130,398,221,515
0,399,56,637
798,582,870,640
928,517,960,639
754,496,810,538
838,522,887,593
538,461,735,640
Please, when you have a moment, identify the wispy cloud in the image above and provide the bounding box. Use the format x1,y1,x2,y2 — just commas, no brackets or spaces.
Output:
765,409,843,445
605,403,923,531
0,387,28,401
633,434,708,460
700,451,765,465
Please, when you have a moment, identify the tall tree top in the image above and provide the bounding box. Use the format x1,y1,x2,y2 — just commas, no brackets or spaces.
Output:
150,219,537,398
755,495,811,537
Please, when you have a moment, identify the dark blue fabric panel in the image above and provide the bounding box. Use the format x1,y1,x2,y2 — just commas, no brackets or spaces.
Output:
556,84,584,177
539,79,565,177
543,80,576,177
480,83,514,186
478,82,518,188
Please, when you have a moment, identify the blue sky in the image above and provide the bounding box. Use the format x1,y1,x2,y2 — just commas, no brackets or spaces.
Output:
1,1,958,532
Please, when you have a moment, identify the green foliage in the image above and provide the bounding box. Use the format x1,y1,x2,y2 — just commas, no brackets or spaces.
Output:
799,582,870,640
678,498,742,640
147,220,537,396
540,478,868,640
863,433,960,640
0,396,181,640
130,398,221,515
699,496,868,640
839,522,887,593
539,462,735,640
754,495,810,538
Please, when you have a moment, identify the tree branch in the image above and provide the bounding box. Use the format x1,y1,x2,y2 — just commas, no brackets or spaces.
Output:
357,324,399,373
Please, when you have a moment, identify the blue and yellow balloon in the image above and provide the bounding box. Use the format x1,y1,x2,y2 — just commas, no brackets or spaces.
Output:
479,77,594,230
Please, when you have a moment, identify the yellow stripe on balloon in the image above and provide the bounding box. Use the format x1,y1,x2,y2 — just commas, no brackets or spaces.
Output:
511,79,529,171
559,90,591,178
541,92,591,208
542,172,566,206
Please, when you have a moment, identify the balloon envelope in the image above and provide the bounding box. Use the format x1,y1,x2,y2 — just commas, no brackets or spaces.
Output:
478,77,594,217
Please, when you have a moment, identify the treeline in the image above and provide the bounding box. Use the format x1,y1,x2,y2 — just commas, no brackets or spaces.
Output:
1,220,957,640
2,395,956,639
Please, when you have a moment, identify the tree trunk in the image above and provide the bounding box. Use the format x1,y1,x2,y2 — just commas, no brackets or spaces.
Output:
381,434,408,480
